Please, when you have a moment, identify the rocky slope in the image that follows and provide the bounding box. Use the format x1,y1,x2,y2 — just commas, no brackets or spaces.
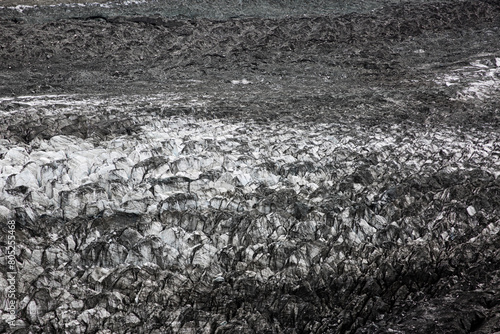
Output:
1,0,500,333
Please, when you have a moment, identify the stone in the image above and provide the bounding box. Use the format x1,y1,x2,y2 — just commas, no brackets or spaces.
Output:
467,205,476,216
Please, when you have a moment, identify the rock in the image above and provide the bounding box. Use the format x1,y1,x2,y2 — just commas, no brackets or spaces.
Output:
467,205,477,216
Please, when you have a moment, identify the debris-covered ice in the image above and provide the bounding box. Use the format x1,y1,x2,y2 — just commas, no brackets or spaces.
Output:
1,0,500,332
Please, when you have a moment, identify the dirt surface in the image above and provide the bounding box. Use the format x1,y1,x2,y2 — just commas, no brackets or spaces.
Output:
1,0,500,333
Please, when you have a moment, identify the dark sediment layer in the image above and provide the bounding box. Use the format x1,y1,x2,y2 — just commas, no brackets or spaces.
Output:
1,0,500,333
1,0,500,129
0,0,447,23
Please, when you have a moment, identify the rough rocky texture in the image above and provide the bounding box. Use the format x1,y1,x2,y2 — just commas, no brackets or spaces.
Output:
1,0,500,333
0,0,441,23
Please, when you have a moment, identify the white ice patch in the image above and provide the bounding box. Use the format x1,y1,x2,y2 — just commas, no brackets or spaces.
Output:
1,106,498,222
0,92,206,118
434,57,500,101
466,205,476,216
2,0,148,11
231,79,251,85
